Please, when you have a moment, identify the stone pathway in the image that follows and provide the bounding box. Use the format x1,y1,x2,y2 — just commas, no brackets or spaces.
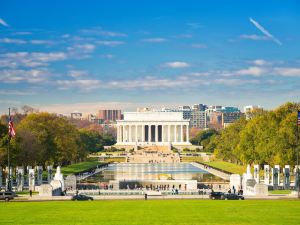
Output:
76,167,106,181
191,162,231,181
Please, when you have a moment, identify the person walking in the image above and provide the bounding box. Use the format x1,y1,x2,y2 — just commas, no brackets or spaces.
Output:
29,190,32,197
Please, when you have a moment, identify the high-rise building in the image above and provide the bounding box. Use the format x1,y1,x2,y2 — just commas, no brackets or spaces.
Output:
70,111,82,120
222,112,244,128
97,109,122,122
190,110,206,128
243,105,263,119
208,112,223,129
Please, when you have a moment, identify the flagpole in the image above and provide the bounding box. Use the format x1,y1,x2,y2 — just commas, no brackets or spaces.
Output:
7,107,11,192
297,110,299,199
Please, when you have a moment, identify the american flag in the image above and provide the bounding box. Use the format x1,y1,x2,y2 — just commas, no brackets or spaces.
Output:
298,111,300,126
8,116,16,138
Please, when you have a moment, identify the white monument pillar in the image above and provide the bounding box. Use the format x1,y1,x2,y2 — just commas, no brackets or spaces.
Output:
254,164,260,183
168,125,171,142
117,125,120,142
142,125,145,143
36,166,43,185
16,166,24,191
148,125,151,142
283,165,290,189
122,125,125,142
272,165,280,188
28,168,35,191
174,125,177,142
180,125,183,142
186,125,189,142
135,125,138,142
129,125,132,142
264,165,270,185
47,165,53,183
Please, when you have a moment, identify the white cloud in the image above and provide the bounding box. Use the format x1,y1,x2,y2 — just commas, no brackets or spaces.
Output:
38,101,144,114
142,38,167,43
249,17,282,45
95,40,125,47
0,38,27,44
101,54,114,59
0,52,67,68
68,44,95,53
30,40,55,45
186,23,203,29
0,38,55,45
191,43,207,48
273,67,300,77
0,90,35,95
0,68,51,83
251,59,270,66
80,27,127,37
0,18,9,27
215,78,260,86
240,34,268,40
56,79,101,91
13,31,32,35
163,61,190,69
236,66,265,76
68,70,89,79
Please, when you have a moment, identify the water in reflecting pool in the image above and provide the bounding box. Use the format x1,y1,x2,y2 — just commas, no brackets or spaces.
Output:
82,163,224,183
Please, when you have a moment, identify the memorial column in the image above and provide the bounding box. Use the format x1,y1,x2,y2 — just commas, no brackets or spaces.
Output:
168,124,171,142
174,125,177,142
135,125,138,142
186,124,189,143
180,124,183,142
148,125,151,142
142,124,145,143
129,125,132,142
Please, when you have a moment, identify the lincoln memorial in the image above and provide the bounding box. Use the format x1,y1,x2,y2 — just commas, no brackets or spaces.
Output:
115,111,191,147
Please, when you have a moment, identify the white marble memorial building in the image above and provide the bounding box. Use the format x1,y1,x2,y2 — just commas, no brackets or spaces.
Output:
115,112,191,146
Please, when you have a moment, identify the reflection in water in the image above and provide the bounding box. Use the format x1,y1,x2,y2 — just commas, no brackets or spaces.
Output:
83,163,224,183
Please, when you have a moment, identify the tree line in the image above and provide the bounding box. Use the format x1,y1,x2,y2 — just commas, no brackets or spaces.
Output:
191,102,300,167
0,112,115,167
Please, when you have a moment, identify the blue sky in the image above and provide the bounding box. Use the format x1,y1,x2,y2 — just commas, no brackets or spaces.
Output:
0,0,300,114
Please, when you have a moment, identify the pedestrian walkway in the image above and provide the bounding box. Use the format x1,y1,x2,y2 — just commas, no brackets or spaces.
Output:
191,162,230,181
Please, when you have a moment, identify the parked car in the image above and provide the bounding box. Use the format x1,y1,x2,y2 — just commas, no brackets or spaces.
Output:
209,191,225,200
209,192,244,200
223,193,244,200
72,194,93,201
0,191,15,201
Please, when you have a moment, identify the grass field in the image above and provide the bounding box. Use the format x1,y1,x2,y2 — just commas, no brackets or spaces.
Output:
269,190,292,195
61,159,103,175
205,160,246,175
0,200,299,225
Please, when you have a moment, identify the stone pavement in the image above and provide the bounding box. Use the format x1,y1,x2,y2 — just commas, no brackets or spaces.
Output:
191,162,231,180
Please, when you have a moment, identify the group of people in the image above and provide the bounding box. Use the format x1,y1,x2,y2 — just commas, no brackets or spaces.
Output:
228,185,243,195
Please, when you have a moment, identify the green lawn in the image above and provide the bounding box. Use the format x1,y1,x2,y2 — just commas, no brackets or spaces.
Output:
181,156,204,163
269,190,292,195
104,157,126,163
205,160,246,175
61,160,104,176
0,200,300,224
